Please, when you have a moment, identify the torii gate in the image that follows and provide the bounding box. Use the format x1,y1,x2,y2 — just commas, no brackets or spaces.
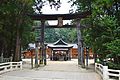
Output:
29,11,91,68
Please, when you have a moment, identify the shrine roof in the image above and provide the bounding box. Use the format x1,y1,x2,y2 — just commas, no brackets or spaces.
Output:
48,45,73,48
53,39,68,45
47,39,75,48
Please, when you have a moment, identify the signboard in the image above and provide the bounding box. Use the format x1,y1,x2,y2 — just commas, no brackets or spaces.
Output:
57,17,63,27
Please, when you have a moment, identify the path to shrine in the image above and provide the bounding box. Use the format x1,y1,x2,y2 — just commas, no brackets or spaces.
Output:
0,59,102,80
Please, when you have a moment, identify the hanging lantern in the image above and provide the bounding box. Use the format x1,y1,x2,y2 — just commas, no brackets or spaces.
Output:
57,17,63,27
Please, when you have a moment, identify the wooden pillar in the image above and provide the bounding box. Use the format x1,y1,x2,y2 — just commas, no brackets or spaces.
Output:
0,53,3,63
30,50,33,69
86,47,89,69
51,49,53,60
52,50,54,61
68,49,71,60
76,20,85,67
40,20,45,64
69,49,72,60
35,42,39,68
39,47,42,65
40,50,42,63
44,44,47,65
81,39,85,67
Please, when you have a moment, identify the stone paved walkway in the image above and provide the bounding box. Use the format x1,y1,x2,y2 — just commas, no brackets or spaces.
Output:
0,59,102,80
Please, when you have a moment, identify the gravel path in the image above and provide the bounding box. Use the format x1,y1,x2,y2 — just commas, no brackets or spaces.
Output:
0,59,102,80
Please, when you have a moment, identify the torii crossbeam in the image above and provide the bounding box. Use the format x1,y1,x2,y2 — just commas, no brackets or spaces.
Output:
30,11,91,20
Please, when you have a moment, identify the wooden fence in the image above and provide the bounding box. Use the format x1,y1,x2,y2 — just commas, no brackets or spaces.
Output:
95,63,120,80
0,62,22,74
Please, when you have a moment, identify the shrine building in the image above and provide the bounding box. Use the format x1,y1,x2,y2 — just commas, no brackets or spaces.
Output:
22,39,78,60
22,38,94,60
46,39,78,61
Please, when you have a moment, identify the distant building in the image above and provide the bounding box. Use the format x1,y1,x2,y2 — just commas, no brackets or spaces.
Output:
22,39,93,60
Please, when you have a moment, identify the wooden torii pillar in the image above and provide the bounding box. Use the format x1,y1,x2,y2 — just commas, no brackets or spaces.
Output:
29,11,91,67
76,20,84,67
40,20,46,64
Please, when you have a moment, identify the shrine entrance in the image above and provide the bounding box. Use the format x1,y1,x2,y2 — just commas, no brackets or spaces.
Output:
29,11,91,68
48,39,73,61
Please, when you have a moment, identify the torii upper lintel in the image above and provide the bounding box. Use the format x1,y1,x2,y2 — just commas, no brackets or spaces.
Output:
29,11,91,20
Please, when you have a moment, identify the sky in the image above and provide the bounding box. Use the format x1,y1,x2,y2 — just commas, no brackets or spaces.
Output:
40,0,77,25
41,0,76,14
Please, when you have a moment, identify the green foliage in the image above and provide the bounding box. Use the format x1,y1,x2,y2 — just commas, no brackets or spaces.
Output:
33,0,61,13
0,0,34,58
45,28,77,43
74,0,120,68
104,39,120,65
105,39,120,57
108,62,120,70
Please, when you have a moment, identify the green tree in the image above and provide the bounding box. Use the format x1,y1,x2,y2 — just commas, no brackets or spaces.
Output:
0,0,34,61
45,28,77,43
104,39,120,64
74,0,120,64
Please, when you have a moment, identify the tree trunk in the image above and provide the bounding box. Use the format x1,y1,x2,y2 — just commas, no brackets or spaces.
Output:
14,29,20,62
